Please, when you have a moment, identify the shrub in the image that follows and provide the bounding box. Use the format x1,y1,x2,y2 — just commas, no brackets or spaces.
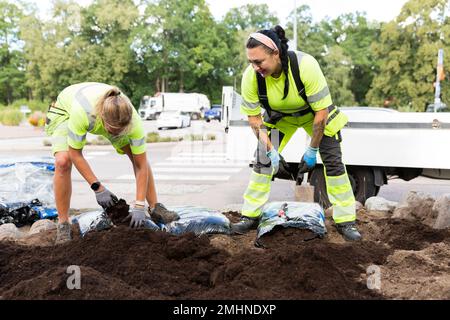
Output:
146,132,160,143
0,108,23,126
147,132,183,143
185,134,204,141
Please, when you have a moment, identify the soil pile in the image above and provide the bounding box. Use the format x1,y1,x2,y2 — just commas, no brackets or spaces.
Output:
105,199,130,225
0,209,449,300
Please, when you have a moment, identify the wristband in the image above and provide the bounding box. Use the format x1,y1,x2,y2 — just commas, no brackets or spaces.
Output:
135,200,146,207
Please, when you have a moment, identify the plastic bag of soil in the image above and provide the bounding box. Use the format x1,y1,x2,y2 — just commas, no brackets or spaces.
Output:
257,202,327,240
164,206,231,236
0,157,55,206
72,211,114,237
73,200,160,237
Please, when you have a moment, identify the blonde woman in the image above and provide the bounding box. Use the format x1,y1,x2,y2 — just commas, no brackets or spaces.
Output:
45,82,177,244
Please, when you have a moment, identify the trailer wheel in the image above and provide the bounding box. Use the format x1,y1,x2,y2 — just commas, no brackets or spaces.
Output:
309,166,377,209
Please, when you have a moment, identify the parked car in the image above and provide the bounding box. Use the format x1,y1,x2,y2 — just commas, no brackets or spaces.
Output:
156,110,191,130
425,103,449,112
204,104,222,122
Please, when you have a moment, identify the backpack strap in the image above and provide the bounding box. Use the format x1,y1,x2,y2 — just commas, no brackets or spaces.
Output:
256,72,272,114
287,51,310,107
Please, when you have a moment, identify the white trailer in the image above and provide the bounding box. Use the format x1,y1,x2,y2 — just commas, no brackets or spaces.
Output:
139,92,210,120
222,87,450,206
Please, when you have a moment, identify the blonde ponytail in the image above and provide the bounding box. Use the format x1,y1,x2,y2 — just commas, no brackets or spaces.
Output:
95,86,133,134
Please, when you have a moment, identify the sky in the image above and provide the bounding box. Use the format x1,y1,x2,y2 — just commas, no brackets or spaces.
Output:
28,0,410,23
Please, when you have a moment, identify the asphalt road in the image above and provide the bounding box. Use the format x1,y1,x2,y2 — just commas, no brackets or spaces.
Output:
1,120,450,211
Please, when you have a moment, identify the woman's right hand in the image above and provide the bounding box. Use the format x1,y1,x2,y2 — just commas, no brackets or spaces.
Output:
95,187,119,209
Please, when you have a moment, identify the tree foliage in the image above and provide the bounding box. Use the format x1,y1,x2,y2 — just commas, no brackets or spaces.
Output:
0,0,448,110
367,0,450,111
0,0,26,104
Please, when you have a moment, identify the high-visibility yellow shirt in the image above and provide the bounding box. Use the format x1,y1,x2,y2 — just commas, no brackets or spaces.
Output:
240,51,332,116
56,82,146,155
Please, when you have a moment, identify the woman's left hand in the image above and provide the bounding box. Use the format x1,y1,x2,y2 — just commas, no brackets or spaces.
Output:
127,206,146,229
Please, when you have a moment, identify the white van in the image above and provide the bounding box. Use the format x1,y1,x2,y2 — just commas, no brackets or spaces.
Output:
139,93,210,120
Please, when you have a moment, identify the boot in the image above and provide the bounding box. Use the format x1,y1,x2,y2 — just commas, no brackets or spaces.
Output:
55,222,72,244
335,221,362,241
149,203,179,224
231,216,259,234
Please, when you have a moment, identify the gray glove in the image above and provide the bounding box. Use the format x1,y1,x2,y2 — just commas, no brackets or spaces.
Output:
95,187,119,209
125,206,146,229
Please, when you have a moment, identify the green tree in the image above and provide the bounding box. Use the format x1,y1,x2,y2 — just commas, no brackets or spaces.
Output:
287,9,380,105
321,13,380,105
286,5,331,59
222,4,278,31
20,0,145,106
79,0,143,105
220,4,279,92
0,1,26,105
322,46,355,106
139,0,231,102
367,0,450,111
20,1,85,100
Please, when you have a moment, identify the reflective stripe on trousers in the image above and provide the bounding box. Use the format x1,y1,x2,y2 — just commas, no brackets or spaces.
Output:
242,171,272,218
325,172,356,223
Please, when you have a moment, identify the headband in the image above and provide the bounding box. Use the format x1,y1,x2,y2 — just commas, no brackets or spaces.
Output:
249,32,278,51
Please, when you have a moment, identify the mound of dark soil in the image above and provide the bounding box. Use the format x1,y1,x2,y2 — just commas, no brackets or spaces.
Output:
1,212,449,300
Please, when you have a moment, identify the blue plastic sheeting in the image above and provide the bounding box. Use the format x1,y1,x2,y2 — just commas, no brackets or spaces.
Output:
0,157,55,206
164,206,232,236
257,202,327,239
31,206,58,219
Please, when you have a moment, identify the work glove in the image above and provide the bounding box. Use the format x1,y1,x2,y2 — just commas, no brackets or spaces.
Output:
95,187,119,209
130,206,147,229
123,206,147,229
298,146,319,174
266,147,280,175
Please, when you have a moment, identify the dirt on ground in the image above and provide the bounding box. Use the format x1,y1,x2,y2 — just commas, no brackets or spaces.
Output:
0,207,449,300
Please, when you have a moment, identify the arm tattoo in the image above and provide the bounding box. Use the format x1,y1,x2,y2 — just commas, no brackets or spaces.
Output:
311,118,326,148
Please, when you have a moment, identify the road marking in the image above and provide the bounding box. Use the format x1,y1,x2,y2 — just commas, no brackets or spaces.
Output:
176,152,227,157
167,156,243,162
154,162,249,168
152,167,241,173
136,152,248,182
117,174,231,181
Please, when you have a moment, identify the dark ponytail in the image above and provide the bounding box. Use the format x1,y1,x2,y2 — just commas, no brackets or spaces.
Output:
271,25,290,100
246,25,290,100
